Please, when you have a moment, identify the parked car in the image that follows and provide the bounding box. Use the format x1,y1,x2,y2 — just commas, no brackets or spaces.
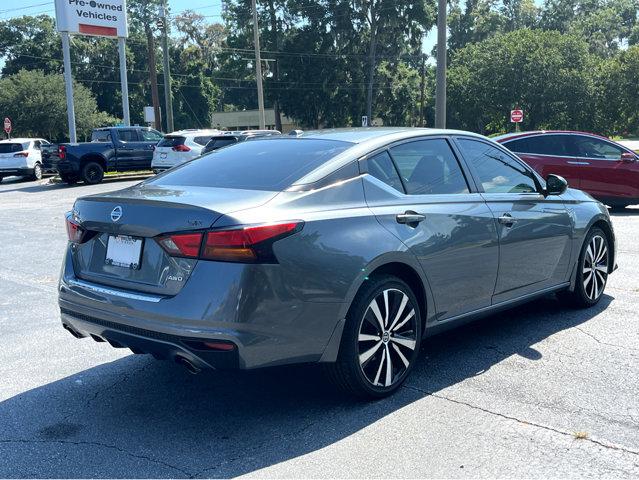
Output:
0,138,50,182
44,126,164,185
59,128,616,398
496,131,639,209
151,129,220,173
201,130,281,154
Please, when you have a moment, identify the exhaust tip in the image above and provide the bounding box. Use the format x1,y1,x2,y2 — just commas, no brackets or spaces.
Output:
175,355,201,375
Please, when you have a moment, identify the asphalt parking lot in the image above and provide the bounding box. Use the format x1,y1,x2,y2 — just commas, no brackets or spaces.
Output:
0,175,638,478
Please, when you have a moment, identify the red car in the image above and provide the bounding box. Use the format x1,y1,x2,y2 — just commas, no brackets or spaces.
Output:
496,131,639,209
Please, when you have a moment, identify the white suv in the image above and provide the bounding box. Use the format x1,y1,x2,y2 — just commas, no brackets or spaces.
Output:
152,129,220,173
0,138,50,182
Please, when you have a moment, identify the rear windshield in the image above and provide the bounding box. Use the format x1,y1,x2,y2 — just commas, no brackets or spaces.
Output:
0,143,27,153
148,138,352,191
206,137,238,150
91,130,111,142
158,136,186,147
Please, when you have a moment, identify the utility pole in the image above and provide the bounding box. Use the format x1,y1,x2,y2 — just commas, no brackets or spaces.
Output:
251,0,266,129
419,54,426,127
366,0,377,127
435,0,447,128
159,1,174,132
60,31,77,142
145,23,161,131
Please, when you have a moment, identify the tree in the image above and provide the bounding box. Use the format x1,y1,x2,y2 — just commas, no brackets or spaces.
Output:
447,29,595,134
0,70,115,141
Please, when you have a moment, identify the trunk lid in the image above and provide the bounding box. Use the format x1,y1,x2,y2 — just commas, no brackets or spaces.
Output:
71,184,278,295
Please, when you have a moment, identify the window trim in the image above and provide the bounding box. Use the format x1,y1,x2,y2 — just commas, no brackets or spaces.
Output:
360,135,476,196
452,135,544,195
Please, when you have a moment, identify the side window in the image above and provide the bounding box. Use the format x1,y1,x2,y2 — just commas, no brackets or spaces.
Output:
367,151,404,192
389,139,469,195
503,137,530,153
458,139,538,194
523,135,578,156
33,140,41,150
141,129,163,142
117,129,140,142
193,136,213,146
573,136,624,160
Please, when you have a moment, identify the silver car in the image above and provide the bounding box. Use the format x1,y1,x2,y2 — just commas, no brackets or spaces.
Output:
59,128,616,398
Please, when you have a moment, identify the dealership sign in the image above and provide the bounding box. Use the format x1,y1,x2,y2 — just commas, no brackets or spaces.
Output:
55,0,128,38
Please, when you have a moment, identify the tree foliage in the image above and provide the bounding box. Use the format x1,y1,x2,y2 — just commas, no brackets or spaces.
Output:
0,69,115,141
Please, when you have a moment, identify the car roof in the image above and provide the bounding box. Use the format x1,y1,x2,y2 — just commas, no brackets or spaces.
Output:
0,138,37,143
167,129,220,137
494,130,611,143
287,127,489,185
95,126,156,130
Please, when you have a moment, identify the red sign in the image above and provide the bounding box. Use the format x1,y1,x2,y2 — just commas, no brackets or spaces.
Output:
510,109,524,123
3,117,11,134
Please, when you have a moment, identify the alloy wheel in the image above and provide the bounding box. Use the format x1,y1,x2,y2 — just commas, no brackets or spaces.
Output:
358,288,417,388
583,234,608,301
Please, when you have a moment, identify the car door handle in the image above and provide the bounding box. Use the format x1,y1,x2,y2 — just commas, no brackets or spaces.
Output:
498,214,517,226
566,161,590,165
396,212,426,225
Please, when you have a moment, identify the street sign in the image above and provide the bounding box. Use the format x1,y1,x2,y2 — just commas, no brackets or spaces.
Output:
510,109,524,123
143,106,156,123
4,117,11,135
55,0,129,38
362,116,368,127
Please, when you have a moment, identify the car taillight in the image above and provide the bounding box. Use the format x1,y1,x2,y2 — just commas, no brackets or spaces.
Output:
13,151,28,157
156,221,303,263
65,214,88,243
156,232,203,258
172,144,191,152
58,145,66,159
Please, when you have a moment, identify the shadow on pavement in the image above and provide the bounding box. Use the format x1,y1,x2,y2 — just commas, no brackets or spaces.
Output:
0,294,612,478
0,175,150,194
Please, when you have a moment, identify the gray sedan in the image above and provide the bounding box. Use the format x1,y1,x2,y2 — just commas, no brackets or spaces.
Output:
59,128,616,398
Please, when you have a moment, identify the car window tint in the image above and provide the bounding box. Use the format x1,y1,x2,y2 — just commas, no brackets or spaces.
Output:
458,138,537,194
91,130,111,142
149,138,352,191
0,143,24,153
158,136,186,147
573,136,624,160
514,135,578,156
389,139,469,195
367,151,404,192
193,136,214,146
207,137,238,150
118,130,140,142
33,140,41,149
141,129,163,142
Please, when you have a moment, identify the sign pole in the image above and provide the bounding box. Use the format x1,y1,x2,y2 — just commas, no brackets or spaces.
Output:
251,0,266,130
118,37,131,126
60,31,77,143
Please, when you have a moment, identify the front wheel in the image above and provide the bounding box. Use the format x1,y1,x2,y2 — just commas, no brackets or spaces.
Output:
559,227,610,308
325,275,422,398
81,161,104,185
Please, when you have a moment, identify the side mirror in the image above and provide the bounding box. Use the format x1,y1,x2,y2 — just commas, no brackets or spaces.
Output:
545,174,568,196
621,152,637,163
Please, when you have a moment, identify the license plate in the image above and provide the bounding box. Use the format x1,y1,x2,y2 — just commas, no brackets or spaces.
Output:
105,235,143,269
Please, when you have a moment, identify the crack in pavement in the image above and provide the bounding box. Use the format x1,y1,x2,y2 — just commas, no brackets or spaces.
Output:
574,326,639,353
0,438,193,478
403,384,639,457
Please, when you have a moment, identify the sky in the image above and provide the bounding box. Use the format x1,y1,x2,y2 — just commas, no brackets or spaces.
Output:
0,0,438,57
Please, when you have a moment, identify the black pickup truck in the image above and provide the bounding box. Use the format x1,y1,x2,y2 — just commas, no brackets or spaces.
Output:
43,126,164,185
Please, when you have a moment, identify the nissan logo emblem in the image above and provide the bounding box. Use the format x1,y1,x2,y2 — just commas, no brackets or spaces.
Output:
110,206,123,222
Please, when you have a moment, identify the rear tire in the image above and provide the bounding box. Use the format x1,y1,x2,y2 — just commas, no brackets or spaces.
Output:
559,227,610,308
81,161,104,185
325,275,422,398
30,163,43,181
59,173,78,185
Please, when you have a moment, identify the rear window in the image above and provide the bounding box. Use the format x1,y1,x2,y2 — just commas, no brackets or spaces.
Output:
158,136,186,147
148,138,352,191
91,130,111,142
0,143,27,153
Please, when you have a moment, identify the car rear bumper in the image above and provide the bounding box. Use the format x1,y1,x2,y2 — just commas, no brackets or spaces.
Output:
0,167,34,176
57,249,345,370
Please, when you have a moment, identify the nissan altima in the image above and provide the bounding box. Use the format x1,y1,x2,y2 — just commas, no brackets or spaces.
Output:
59,128,616,398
